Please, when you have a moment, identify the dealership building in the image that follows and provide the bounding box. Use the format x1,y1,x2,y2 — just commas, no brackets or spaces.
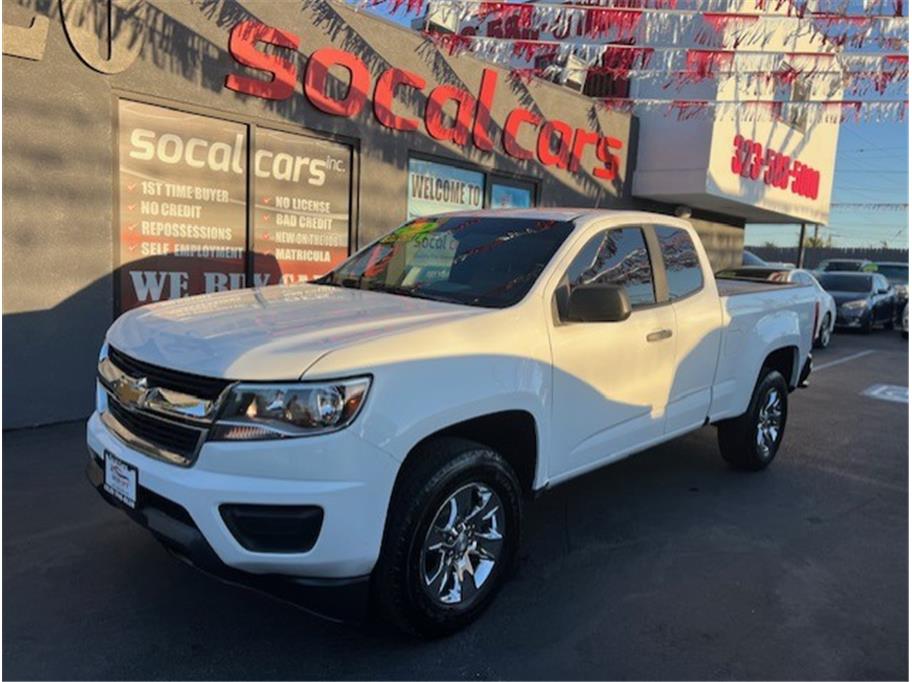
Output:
3,0,837,427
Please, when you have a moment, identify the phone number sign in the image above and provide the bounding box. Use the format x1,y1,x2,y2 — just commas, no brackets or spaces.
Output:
730,134,821,200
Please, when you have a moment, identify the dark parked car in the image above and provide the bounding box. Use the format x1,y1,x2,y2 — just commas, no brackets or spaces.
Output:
816,258,877,273
874,261,909,314
817,272,896,333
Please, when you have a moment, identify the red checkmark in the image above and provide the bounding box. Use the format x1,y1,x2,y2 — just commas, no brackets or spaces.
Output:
128,243,139,251
262,197,271,204
127,203,137,211
262,232,270,240
127,182,137,191
262,214,270,222
126,222,137,231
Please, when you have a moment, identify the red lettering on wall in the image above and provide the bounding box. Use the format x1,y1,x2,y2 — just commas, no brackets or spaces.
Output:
472,69,498,152
223,21,626,186
503,108,540,160
304,48,370,117
425,85,475,146
570,129,600,172
373,68,426,131
224,21,300,101
595,136,623,180
537,120,573,169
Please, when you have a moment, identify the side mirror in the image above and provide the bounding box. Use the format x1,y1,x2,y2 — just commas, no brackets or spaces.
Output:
566,284,632,323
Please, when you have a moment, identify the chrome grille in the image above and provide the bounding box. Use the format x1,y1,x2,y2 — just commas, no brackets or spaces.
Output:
108,346,231,401
99,346,230,466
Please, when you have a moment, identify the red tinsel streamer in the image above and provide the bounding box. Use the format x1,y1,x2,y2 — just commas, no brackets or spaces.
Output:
696,13,761,48
584,9,645,40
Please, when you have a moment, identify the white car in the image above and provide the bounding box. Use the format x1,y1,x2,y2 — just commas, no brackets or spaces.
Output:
87,209,816,635
717,266,837,348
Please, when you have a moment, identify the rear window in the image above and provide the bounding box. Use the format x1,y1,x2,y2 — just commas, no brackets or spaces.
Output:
817,274,874,292
822,261,865,272
876,264,908,283
716,268,789,282
655,226,703,299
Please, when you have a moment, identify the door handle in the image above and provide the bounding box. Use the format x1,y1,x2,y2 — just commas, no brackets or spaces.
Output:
646,329,673,342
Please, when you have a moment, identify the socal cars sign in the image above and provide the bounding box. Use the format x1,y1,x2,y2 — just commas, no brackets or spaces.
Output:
223,21,624,183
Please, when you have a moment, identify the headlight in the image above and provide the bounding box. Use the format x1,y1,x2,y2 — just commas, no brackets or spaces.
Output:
841,299,868,310
211,377,371,440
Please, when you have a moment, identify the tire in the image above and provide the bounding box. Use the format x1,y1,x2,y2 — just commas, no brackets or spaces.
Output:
861,313,874,334
885,313,895,330
815,313,832,349
717,369,789,471
372,437,523,637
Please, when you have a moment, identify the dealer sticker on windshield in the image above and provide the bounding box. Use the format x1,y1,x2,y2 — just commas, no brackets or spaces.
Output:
104,452,137,509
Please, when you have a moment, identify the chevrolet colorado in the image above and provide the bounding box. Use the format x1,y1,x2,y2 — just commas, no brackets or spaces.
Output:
87,209,815,635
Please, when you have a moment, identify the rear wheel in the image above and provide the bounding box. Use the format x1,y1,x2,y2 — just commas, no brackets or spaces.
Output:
372,437,523,637
815,313,832,349
717,369,789,471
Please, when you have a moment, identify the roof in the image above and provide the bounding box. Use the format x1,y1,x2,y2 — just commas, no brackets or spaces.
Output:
434,207,686,224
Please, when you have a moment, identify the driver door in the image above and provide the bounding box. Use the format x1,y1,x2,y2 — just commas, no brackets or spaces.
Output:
547,226,676,481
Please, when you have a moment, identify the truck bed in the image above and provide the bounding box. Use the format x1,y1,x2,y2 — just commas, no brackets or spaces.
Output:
715,277,802,297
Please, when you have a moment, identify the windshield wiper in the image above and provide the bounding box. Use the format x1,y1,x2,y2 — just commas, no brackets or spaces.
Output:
365,283,467,306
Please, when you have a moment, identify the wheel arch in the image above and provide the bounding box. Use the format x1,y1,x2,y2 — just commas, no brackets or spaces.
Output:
761,345,799,389
393,410,539,500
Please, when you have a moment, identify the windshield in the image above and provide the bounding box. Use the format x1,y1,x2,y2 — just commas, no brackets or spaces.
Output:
821,261,865,272
817,274,874,293
876,264,908,284
321,216,575,308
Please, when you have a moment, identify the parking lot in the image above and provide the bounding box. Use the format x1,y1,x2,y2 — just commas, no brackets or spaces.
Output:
3,330,907,680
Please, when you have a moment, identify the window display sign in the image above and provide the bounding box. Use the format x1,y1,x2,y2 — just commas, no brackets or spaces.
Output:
407,158,484,220
490,180,534,208
117,100,247,312
253,129,352,284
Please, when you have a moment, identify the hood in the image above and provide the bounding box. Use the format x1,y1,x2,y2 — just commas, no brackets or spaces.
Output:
106,284,483,379
830,291,872,306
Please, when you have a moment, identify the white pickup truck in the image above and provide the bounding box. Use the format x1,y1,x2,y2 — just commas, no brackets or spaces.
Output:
87,209,815,635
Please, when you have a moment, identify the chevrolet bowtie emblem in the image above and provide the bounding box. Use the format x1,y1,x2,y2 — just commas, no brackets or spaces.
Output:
113,374,149,407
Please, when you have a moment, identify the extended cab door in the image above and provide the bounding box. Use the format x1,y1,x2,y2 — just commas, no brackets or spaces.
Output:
652,225,723,436
547,225,676,481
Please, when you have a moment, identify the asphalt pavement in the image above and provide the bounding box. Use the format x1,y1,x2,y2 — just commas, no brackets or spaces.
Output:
3,329,908,680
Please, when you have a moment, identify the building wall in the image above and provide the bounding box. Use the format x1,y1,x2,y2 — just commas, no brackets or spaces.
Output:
3,0,743,428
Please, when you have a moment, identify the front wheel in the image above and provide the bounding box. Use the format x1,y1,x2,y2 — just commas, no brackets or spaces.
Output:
717,369,789,471
815,313,832,349
372,437,523,637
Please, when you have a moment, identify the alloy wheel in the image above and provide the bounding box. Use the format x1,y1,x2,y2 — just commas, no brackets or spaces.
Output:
756,387,783,459
420,482,505,607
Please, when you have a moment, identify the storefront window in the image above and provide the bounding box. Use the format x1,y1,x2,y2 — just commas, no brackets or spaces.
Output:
407,158,484,220
252,129,352,286
490,179,535,209
117,100,247,312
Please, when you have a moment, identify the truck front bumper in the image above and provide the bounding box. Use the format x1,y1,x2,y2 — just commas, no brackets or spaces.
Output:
86,410,400,622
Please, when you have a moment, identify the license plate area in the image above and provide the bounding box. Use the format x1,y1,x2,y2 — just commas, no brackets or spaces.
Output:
104,451,137,509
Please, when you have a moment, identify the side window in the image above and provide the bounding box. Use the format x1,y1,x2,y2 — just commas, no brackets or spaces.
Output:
565,227,656,307
655,226,703,300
